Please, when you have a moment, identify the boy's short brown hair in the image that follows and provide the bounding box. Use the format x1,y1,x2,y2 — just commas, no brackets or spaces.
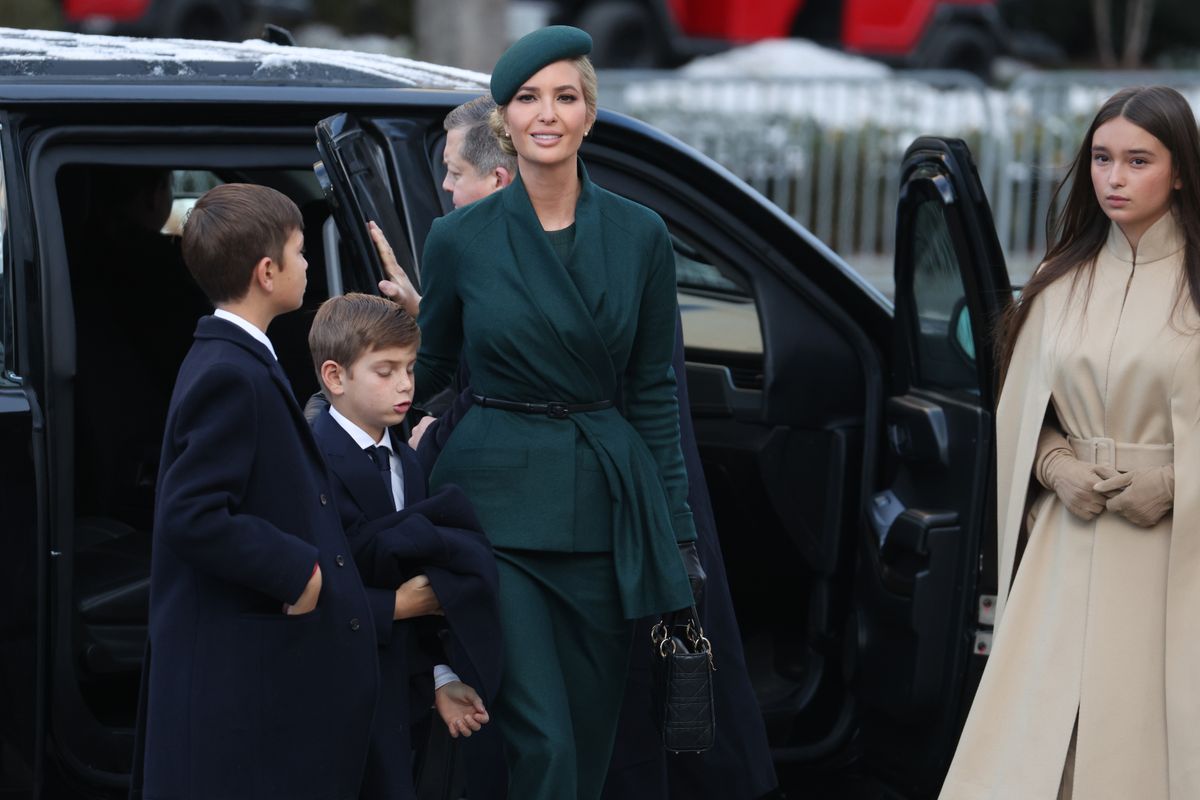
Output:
181,183,303,304
309,292,421,378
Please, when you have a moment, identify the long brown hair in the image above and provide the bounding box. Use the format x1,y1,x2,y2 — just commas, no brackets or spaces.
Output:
996,86,1200,381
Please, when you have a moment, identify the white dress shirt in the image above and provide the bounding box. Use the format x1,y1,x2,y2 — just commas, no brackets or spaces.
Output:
213,308,277,360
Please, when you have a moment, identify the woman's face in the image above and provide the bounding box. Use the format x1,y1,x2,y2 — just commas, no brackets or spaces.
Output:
502,59,592,169
1090,115,1181,243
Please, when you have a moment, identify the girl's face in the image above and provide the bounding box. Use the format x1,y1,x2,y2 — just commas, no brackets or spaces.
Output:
1090,115,1181,245
502,59,592,170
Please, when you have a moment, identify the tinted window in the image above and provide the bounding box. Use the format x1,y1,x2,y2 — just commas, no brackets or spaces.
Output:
673,233,763,359
910,200,975,390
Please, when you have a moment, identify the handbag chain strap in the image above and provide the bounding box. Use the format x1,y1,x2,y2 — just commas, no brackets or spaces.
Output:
651,608,716,670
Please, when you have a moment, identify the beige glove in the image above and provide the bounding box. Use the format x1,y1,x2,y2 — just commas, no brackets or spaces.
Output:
1095,465,1174,527
1035,427,1118,520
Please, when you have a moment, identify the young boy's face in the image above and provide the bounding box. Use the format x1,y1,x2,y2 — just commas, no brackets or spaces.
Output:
274,228,308,312
327,343,417,440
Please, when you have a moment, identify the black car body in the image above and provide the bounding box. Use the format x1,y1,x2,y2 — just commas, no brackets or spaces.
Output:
0,28,1013,800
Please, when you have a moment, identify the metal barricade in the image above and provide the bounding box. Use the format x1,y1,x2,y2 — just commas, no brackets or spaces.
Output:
599,69,1200,295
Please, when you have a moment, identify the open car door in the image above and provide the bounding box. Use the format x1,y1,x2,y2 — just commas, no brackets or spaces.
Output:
315,113,426,294
852,136,1012,796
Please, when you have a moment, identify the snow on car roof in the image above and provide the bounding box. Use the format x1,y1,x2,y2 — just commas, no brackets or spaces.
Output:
0,27,490,89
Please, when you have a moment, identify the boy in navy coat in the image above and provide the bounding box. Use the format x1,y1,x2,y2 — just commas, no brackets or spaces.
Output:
307,292,500,800
134,184,379,800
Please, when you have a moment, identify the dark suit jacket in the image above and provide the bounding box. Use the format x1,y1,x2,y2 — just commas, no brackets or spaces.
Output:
135,316,378,800
312,408,502,800
312,410,427,800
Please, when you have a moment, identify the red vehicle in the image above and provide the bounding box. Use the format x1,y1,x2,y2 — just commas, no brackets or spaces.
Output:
62,0,310,40
554,0,1051,76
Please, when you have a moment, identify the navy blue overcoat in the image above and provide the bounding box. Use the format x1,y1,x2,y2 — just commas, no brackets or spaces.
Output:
135,317,379,800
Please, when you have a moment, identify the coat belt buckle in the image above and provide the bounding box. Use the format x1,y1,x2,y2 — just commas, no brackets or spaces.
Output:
1092,437,1115,467
545,402,570,420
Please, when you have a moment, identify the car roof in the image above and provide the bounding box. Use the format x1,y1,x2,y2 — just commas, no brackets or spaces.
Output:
0,27,489,91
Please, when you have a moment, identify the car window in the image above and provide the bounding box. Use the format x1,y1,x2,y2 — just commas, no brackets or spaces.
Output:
909,200,975,391
674,235,744,295
673,233,763,359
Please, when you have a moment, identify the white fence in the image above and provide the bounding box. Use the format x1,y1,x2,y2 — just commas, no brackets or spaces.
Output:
599,69,1200,292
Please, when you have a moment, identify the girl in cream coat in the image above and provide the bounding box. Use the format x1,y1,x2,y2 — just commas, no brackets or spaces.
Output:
940,86,1200,799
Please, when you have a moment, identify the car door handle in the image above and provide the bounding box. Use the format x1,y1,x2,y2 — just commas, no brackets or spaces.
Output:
880,508,959,595
887,395,949,466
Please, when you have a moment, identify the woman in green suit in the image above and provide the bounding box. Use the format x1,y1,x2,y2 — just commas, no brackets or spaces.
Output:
408,25,700,800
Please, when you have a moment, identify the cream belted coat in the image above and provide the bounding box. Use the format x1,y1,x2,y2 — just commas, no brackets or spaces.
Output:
940,211,1200,799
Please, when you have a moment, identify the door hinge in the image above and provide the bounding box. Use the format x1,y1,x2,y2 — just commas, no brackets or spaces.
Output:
978,594,996,625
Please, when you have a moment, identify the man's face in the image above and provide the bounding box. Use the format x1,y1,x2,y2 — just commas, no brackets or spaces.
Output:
442,126,501,208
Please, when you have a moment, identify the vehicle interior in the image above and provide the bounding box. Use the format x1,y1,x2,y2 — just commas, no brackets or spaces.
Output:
43,141,346,779
580,150,875,753
578,131,997,796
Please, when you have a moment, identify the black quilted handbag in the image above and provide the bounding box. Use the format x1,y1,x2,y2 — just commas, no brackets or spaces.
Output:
650,606,716,753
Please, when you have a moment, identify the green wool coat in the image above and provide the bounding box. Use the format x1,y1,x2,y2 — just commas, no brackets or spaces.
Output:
415,161,695,620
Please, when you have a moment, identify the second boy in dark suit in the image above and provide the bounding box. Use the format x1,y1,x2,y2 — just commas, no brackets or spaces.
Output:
307,292,501,800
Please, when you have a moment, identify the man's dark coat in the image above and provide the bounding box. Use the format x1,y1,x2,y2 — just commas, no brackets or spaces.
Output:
134,317,378,800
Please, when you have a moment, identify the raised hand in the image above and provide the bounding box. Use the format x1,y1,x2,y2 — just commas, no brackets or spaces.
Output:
369,220,421,317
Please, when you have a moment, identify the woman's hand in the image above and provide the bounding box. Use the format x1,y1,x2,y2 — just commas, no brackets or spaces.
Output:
1096,465,1174,527
369,220,421,317
434,680,489,738
1041,450,1118,520
409,415,437,449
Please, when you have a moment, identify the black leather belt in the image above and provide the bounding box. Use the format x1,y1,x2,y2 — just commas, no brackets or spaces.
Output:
471,394,613,420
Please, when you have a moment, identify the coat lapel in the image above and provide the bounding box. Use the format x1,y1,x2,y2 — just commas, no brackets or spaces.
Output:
313,409,395,520
195,315,329,470
501,163,618,398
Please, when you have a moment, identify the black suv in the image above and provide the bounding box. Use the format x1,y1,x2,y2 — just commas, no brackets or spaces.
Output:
0,28,1013,800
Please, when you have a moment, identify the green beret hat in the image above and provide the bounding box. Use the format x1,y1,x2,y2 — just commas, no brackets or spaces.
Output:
490,25,593,105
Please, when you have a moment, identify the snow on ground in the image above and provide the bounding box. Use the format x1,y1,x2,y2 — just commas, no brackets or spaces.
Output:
614,38,1005,136
681,38,891,81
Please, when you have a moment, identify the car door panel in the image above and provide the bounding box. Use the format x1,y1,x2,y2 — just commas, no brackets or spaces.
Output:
851,137,1010,794
315,113,415,293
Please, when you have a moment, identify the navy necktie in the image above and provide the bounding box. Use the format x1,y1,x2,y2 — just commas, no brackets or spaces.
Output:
365,445,393,506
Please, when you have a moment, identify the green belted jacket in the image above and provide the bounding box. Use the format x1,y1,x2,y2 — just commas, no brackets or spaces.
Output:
415,161,695,620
